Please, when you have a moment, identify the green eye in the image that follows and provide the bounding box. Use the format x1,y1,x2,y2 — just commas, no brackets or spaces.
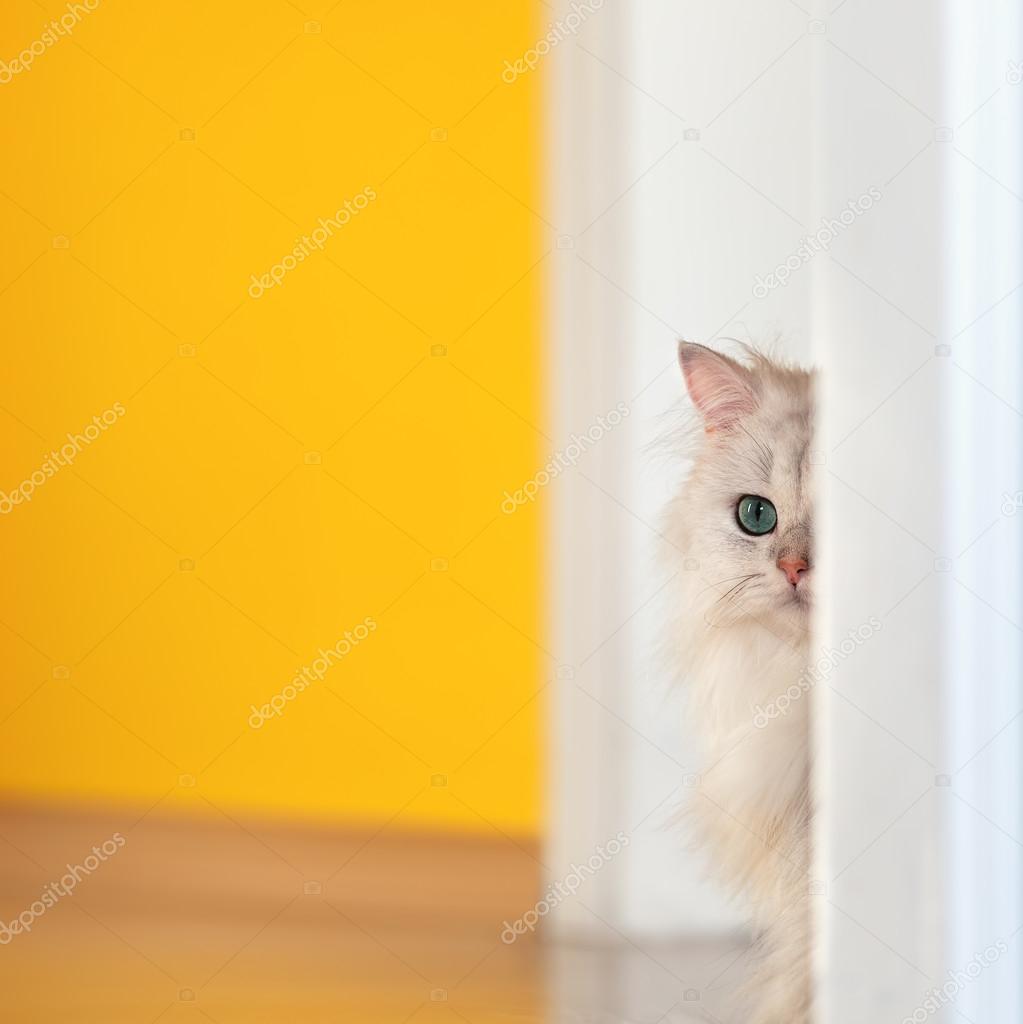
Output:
736,495,777,535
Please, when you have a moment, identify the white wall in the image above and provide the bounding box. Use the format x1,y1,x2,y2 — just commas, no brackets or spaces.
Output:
944,7,1023,1022
547,0,815,942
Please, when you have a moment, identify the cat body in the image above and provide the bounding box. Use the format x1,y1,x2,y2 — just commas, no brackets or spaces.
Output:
668,342,815,1023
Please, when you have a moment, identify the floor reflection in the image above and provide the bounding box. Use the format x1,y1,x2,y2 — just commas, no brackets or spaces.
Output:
0,802,747,1022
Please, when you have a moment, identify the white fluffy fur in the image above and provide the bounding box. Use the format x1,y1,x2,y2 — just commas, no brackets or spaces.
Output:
668,342,815,1024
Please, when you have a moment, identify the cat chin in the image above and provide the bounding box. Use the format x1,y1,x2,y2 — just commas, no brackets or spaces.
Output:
747,583,812,616
701,598,811,641
759,593,812,637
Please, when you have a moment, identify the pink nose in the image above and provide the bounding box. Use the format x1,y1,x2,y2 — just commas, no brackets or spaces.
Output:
777,557,808,587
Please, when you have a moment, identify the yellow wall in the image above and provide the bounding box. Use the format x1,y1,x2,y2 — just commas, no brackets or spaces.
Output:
0,0,544,835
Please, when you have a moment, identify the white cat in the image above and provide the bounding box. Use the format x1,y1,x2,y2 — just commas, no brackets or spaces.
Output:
668,341,815,1024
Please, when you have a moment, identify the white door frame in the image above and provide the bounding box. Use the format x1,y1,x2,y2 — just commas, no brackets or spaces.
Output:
548,3,1023,1020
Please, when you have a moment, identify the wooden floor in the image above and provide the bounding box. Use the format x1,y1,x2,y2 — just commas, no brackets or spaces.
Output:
0,801,747,1022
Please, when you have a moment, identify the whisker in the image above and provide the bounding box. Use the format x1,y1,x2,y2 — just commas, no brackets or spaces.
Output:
709,573,762,587
727,576,761,604
714,573,762,605
738,423,773,479
726,576,762,602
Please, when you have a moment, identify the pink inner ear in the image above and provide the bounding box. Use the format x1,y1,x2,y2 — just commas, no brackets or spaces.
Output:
678,343,757,431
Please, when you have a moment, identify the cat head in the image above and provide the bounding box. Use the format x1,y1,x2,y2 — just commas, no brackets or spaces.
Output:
674,341,815,636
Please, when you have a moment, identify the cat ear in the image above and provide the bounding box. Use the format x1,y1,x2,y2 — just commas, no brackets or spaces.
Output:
677,342,758,431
